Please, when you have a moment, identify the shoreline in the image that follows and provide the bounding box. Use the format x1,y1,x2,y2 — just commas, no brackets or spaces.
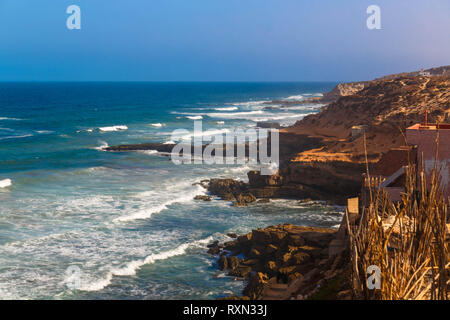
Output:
206,223,350,300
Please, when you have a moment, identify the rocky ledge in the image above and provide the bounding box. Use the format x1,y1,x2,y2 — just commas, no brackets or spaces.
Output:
208,223,351,300
199,169,340,206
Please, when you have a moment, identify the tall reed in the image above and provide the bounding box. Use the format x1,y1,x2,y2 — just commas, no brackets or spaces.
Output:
347,138,448,300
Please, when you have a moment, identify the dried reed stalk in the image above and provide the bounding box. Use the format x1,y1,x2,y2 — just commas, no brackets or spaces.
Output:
347,136,448,300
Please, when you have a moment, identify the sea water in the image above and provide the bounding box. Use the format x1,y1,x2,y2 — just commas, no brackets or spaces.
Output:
0,82,343,299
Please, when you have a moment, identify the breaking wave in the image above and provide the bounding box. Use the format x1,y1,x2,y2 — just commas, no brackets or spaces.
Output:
214,107,238,111
79,236,213,291
0,179,12,188
186,116,203,120
99,125,128,132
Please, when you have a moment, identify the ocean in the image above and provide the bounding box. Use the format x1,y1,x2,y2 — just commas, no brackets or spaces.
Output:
0,82,344,299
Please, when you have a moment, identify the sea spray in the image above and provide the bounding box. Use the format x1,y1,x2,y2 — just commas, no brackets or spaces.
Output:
0,179,12,188
79,236,214,291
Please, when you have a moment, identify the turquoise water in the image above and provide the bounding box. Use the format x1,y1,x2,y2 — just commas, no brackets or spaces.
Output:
0,82,343,299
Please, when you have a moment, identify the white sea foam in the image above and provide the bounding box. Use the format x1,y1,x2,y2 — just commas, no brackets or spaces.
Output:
206,110,265,119
93,141,109,151
231,100,268,108
216,121,225,125
139,150,159,156
79,236,213,291
99,125,128,132
283,95,304,101
0,134,33,140
150,123,164,127
35,130,54,134
214,107,238,111
0,117,22,121
113,183,204,223
186,116,203,120
164,140,176,144
178,128,230,141
0,179,12,188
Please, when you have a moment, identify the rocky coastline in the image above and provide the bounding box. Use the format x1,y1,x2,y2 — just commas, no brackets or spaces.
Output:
206,223,351,300
104,66,449,299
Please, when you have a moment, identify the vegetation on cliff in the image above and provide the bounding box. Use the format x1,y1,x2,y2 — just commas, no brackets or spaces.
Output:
348,157,449,300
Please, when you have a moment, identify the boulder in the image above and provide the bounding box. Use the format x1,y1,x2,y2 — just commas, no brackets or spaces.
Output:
221,193,235,201
252,229,272,244
207,179,246,199
194,195,212,201
266,261,278,273
290,252,311,265
243,272,268,299
233,192,256,206
229,265,252,278
218,255,228,270
207,241,222,254
227,256,240,270
265,244,278,255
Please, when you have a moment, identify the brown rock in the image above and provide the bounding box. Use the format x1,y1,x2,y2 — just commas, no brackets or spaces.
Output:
227,256,240,270
270,230,288,245
229,265,252,278
252,229,272,244
233,192,256,206
207,246,220,255
218,255,228,270
207,179,245,198
288,234,305,246
207,240,218,248
194,195,212,201
266,261,278,272
281,252,292,263
265,244,278,255
241,259,259,266
243,272,268,299
290,252,311,265
250,248,262,258
337,290,352,300
288,272,303,284
278,265,297,275
221,193,235,201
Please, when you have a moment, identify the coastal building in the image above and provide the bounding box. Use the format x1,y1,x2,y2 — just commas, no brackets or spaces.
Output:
361,122,450,204
419,68,431,76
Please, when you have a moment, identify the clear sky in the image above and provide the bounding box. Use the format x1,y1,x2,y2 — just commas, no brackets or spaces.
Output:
0,0,448,81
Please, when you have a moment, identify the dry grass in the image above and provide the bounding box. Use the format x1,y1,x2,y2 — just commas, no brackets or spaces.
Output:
346,136,449,300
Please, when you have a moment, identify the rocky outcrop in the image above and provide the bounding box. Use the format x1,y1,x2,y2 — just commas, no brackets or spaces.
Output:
250,74,450,204
194,195,212,201
319,81,369,103
209,224,351,300
285,75,450,160
105,142,175,152
106,70,449,206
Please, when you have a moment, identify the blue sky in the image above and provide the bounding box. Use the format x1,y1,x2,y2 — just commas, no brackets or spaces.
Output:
0,0,448,81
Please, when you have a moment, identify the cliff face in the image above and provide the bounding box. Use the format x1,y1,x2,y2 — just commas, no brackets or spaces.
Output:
320,81,368,103
285,75,450,159
252,74,450,204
